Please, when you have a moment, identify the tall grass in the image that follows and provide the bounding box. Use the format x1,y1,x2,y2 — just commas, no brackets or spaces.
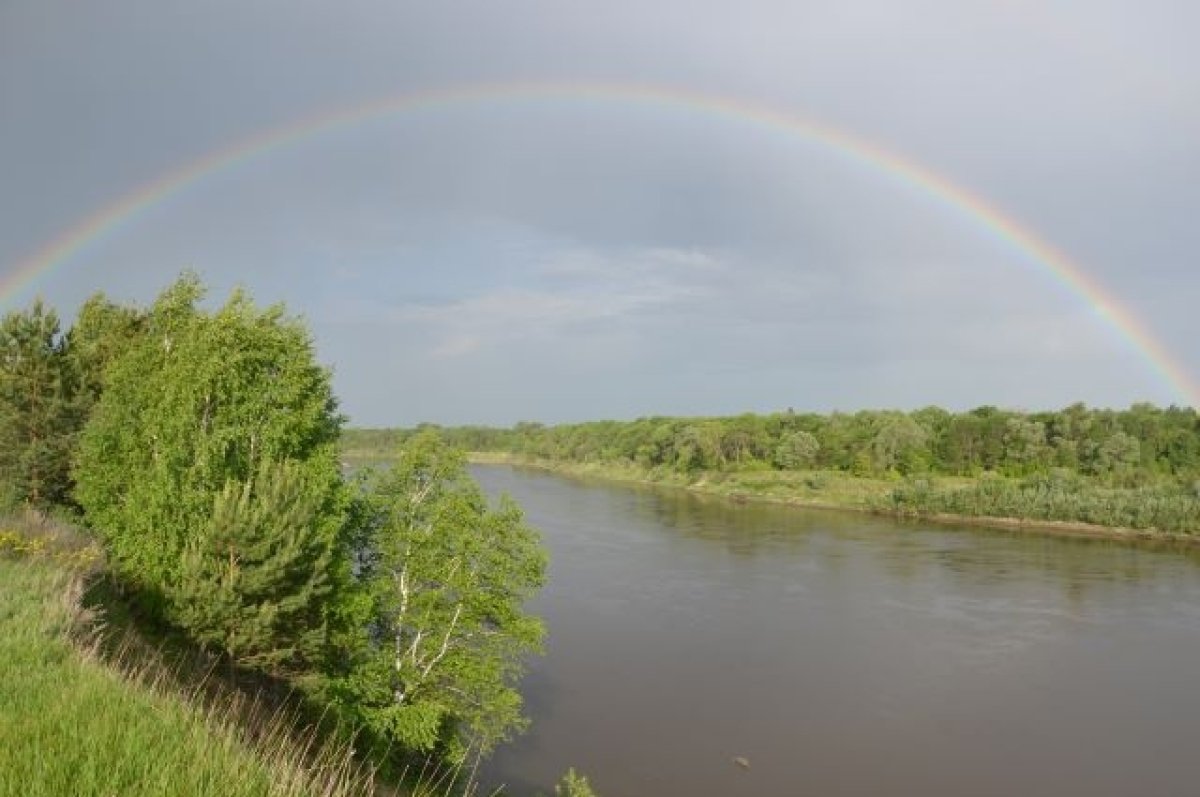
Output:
0,515,380,797
887,475,1200,534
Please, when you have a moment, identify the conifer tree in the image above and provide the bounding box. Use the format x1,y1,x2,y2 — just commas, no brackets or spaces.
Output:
0,300,79,508
175,459,335,671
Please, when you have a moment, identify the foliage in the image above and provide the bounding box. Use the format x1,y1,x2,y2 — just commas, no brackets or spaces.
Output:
889,473,1200,533
0,292,149,513
332,433,546,761
367,404,1200,484
774,430,820,470
173,459,337,671
66,292,147,414
360,401,1200,533
553,768,598,797
74,275,348,671
10,278,557,779
0,300,80,508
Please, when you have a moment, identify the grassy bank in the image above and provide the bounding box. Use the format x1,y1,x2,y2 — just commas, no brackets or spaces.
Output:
0,519,376,797
0,513,595,797
468,451,893,506
467,453,1200,544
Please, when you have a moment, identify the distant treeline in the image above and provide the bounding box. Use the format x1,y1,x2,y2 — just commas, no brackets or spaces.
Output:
347,404,1200,483
346,405,1200,534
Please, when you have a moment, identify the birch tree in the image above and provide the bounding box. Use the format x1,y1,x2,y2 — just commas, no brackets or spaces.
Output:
340,433,546,760
74,275,347,663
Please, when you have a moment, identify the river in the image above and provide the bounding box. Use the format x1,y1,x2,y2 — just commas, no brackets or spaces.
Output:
471,464,1200,796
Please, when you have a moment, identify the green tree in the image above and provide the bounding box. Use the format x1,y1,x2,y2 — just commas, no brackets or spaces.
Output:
0,299,79,508
1001,417,1049,475
870,414,930,475
337,434,546,761
1094,431,1141,477
174,459,337,671
774,430,820,470
554,768,599,797
66,292,146,412
74,276,347,667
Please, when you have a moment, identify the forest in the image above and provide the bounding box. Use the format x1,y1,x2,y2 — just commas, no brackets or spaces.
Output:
346,403,1200,535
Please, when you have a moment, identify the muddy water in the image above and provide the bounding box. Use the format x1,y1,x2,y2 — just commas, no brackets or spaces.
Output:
472,465,1200,797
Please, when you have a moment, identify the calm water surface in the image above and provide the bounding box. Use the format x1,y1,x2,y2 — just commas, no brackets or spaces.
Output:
471,465,1200,797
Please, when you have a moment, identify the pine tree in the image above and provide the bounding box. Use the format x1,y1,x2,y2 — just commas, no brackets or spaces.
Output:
174,459,335,671
0,300,80,508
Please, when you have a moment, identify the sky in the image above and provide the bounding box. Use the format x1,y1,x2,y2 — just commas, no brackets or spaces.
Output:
1,0,1197,426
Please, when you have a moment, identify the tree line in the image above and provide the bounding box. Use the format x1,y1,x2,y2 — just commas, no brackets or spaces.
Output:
349,403,1200,533
353,404,1200,483
0,275,546,770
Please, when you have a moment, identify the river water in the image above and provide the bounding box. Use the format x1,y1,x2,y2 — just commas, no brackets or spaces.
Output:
471,465,1200,797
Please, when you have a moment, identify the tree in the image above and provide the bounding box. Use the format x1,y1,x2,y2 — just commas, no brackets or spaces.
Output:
1001,417,1049,475
555,769,599,797
74,276,347,669
774,430,820,470
870,414,930,475
1093,431,1141,478
174,459,337,671
337,433,546,761
0,299,79,508
66,292,146,413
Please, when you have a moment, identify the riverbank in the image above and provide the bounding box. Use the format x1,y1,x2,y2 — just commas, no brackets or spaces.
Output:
0,517,377,797
466,453,1200,547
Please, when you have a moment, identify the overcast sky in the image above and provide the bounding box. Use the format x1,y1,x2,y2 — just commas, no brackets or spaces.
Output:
2,0,1197,425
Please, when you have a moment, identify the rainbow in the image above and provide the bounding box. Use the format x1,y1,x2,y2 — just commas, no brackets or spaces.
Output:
4,81,1196,406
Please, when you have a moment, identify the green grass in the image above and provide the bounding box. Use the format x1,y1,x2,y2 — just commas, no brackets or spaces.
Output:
464,453,898,509
887,474,1200,534
468,454,1200,540
0,526,374,797
688,468,896,507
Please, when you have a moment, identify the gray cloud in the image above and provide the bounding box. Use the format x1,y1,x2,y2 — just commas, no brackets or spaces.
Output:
2,0,1196,423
